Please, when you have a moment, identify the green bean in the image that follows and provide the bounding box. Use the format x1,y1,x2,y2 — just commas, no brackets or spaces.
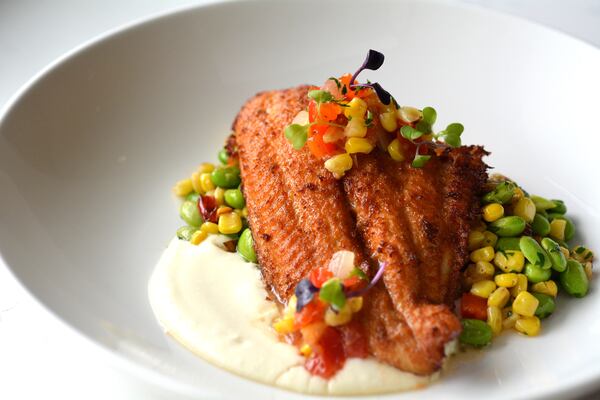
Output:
237,228,257,262
211,166,241,189
524,262,552,283
520,236,551,269
179,200,202,227
495,237,521,252
532,293,555,319
531,213,551,236
548,199,567,215
531,195,556,211
224,188,245,209
176,226,198,241
186,192,199,203
218,148,229,164
541,237,567,272
560,260,589,297
482,181,516,205
488,216,526,237
459,319,492,347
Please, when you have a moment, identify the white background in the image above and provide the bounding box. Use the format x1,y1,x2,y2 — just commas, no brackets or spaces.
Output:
1,1,599,399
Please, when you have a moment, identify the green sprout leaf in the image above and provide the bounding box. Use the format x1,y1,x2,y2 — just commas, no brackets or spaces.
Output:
308,90,333,104
415,120,432,134
284,124,308,150
412,154,431,168
319,278,347,310
439,132,462,147
422,107,437,125
446,122,464,136
328,77,341,89
349,267,367,280
401,125,423,141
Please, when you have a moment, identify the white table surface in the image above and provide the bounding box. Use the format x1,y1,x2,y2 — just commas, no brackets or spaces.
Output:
1,1,599,399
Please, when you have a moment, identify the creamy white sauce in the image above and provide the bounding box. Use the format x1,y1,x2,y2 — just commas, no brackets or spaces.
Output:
148,236,443,395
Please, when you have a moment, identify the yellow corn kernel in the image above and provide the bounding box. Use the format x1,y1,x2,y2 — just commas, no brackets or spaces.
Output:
471,280,497,298
505,250,525,272
214,187,225,206
482,231,498,248
284,295,298,317
324,153,353,177
495,273,519,288
387,138,405,161
344,97,368,119
379,111,398,132
512,291,539,317
242,207,248,217
584,261,593,280
549,219,567,241
483,203,504,222
470,246,495,263
216,206,233,217
462,263,486,288
191,171,203,194
488,287,510,308
571,245,595,263
348,296,363,313
324,305,353,326
345,137,374,154
190,230,208,245
200,172,215,193
472,221,487,232
397,106,421,123
475,261,496,277
515,316,541,336
198,162,215,174
487,306,503,335
468,230,485,251
300,344,312,357
234,208,244,217
530,280,558,297
502,308,520,329
273,316,295,334
344,117,368,138
560,246,570,259
512,187,525,203
200,222,219,235
218,212,242,234
173,178,193,196
513,197,536,223
510,274,528,298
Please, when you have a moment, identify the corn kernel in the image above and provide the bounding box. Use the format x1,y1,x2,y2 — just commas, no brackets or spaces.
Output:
214,187,225,206
300,344,312,357
530,280,558,297
571,245,595,263
487,306,503,335
348,296,363,313
494,251,509,272
242,207,248,217
173,178,193,196
190,230,208,245
216,206,233,217
560,246,570,259
273,316,295,334
468,230,485,251
324,153,353,177
379,111,398,132
584,261,593,280
505,250,525,272
200,222,219,235
488,287,510,308
512,187,525,203
200,172,215,193
483,203,504,222
549,219,567,241
495,273,519,287
324,305,353,326
344,117,368,138
472,221,487,232
471,280,497,298
515,316,541,336
387,139,405,161
345,137,374,154
218,212,242,234
510,274,528,298
470,246,495,263
198,162,215,174
502,309,520,329
475,261,496,277
190,171,203,194
513,197,536,223
284,295,298,317
344,97,368,119
482,231,498,248
512,291,539,317
462,264,486,288
397,106,421,123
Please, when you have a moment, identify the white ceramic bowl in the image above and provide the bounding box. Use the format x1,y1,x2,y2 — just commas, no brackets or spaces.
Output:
1,0,599,398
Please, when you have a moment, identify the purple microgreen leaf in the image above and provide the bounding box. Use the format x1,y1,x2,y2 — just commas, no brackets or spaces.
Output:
351,49,385,84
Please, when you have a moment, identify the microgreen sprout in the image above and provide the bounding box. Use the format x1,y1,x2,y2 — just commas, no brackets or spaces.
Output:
284,124,308,150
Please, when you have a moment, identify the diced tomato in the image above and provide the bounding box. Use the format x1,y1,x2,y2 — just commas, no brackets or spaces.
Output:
310,267,334,288
294,299,327,329
342,275,364,291
460,292,488,321
300,322,327,346
340,320,369,359
319,102,342,122
307,126,338,158
305,327,346,379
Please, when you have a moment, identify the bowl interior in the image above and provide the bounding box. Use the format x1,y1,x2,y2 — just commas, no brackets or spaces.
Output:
1,0,600,398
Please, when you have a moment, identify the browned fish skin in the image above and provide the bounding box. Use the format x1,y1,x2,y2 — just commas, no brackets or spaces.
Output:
233,85,488,375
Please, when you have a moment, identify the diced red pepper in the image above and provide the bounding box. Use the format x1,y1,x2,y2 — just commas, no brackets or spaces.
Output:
310,267,334,289
340,320,369,359
319,102,342,122
308,101,318,123
307,128,338,158
342,275,364,291
198,195,218,223
460,292,488,321
294,299,327,329
305,326,346,379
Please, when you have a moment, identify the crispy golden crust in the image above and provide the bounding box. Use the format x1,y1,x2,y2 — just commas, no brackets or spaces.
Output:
233,85,488,375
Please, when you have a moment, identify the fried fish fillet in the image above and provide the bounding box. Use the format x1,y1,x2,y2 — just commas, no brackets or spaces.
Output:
233,85,488,374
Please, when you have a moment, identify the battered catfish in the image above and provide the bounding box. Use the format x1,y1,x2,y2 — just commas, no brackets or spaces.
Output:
233,85,488,375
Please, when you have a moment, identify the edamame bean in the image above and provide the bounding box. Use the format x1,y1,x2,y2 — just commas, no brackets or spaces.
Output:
532,293,556,319
176,226,198,241
548,199,567,215
520,236,551,269
179,200,202,227
218,148,229,164
488,216,526,237
211,166,241,189
531,213,551,236
531,195,556,211
524,262,552,283
482,181,516,204
237,228,257,262
186,192,199,202
224,188,245,209
541,237,567,272
560,260,589,297
496,237,521,252
459,319,492,347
